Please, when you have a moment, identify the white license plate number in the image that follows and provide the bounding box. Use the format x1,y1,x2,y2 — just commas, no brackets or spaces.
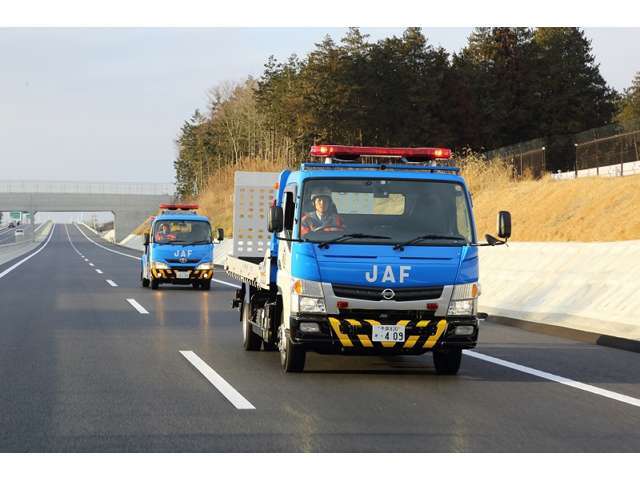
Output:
176,271,191,279
371,325,405,343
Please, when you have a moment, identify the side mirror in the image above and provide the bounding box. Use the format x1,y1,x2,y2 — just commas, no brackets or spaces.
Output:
214,228,224,242
268,206,284,233
144,232,150,246
497,211,511,239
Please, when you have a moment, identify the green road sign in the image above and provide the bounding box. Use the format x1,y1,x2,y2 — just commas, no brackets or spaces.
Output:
10,211,21,220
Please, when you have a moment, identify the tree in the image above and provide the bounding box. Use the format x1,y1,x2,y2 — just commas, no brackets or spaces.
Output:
616,71,640,127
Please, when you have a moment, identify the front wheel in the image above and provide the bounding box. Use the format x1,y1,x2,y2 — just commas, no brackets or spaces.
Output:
279,324,305,372
141,271,149,288
242,302,262,351
201,280,211,291
433,348,462,375
150,279,160,290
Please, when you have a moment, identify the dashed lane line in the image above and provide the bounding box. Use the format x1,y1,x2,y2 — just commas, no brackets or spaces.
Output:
180,350,255,410
106,279,118,287
0,225,55,280
95,269,103,274
126,298,149,314
464,350,640,409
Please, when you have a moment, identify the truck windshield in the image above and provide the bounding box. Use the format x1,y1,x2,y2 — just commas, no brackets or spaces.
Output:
153,220,211,245
299,178,474,245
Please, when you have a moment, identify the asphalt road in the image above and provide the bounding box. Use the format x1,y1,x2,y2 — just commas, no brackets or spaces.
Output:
1,223,640,452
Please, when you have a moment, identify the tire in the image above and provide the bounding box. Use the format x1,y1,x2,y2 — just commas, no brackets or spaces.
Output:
279,324,305,372
192,282,200,289
201,280,211,291
242,302,262,351
141,271,149,288
150,279,160,290
433,348,462,375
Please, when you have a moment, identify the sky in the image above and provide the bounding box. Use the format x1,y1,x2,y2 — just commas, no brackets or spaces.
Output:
1,27,639,188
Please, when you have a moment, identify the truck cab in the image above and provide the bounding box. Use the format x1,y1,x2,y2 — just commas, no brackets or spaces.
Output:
140,204,223,290
226,146,511,373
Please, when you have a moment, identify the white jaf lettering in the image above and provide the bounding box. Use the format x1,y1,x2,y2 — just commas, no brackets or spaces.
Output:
365,265,378,283
381,265,395,283
399,265,411,283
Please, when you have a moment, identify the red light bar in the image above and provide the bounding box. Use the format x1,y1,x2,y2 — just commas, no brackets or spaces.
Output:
159,203,199,210
310,145,451,159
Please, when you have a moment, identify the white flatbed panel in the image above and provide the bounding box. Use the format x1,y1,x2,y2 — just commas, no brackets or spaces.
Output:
225,255,271,290
232,171,280,258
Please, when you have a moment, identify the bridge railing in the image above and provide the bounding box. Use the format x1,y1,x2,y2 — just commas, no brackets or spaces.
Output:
0,180,175,196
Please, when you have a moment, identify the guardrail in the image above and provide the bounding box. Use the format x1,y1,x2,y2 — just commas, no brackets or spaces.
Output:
0,180,175,196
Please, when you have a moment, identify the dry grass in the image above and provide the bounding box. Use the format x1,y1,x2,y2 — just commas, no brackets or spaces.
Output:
190,153,640,243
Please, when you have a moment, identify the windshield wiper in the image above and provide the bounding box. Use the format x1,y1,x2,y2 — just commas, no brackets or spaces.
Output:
393,234,467,250
317,233,391,249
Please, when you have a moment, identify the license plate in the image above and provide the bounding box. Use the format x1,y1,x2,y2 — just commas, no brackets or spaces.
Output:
176,271,191,279
371,325,405,343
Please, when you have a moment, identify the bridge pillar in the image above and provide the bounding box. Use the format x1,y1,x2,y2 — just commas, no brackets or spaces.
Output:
113,209,149,243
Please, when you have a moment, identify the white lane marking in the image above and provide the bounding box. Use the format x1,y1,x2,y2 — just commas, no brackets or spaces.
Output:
126,298,149,314
74,223,140,260
95,269,103,274
0,224,55,280
106,279,118,287
464,350,640,408
212,278,241,288
180,350,255,410
89,263,95,267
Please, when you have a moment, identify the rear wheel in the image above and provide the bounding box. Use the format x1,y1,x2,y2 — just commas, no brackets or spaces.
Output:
279,323,305,372
433,348,462,375
242,302,262,351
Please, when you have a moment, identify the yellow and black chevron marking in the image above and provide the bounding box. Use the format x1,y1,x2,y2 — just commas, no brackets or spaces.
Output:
328,317,448,350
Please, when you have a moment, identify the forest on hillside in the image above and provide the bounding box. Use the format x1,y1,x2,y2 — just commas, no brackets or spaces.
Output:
174,27,640,198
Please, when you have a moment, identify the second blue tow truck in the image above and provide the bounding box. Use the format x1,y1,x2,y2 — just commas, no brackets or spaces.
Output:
140,203,224,290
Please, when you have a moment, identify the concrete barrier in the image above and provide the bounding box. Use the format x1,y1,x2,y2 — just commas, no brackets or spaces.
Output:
479,241,640,341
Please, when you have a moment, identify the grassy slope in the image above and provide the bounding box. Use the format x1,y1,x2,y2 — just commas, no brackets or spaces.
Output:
192,156,640,242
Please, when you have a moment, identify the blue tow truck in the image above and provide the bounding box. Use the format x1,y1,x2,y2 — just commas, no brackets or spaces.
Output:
140,203,224,290
224,145,511,373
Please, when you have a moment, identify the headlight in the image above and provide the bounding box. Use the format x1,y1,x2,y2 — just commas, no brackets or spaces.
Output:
298,297,326,313
447,299,476,316
196,262,213,270
152,261,170,270
291,277,325,313
448,282,479,316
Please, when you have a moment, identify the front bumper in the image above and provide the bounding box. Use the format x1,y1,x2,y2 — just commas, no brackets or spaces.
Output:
151,266,213,284
288,313,478,355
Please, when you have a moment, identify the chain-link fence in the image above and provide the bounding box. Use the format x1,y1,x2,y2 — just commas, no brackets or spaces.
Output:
575,123,640,177
485,138,547,179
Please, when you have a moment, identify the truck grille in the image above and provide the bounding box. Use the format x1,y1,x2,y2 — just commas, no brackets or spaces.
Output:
331,284,443,301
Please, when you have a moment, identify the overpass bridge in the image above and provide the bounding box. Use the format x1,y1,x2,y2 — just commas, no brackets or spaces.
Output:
0,180,175,242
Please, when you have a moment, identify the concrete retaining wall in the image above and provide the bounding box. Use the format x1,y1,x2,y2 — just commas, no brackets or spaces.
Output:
479,241,640,340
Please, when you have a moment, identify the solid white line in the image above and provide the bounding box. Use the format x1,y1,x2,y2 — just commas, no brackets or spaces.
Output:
180,350,255,410
0,224,55,280
95,269,103,274
106,279,118,287
64,224,83,257
89,263,95,267
212,278,241,288
126,298,149,314
74,223,140,260
464,350,640,408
